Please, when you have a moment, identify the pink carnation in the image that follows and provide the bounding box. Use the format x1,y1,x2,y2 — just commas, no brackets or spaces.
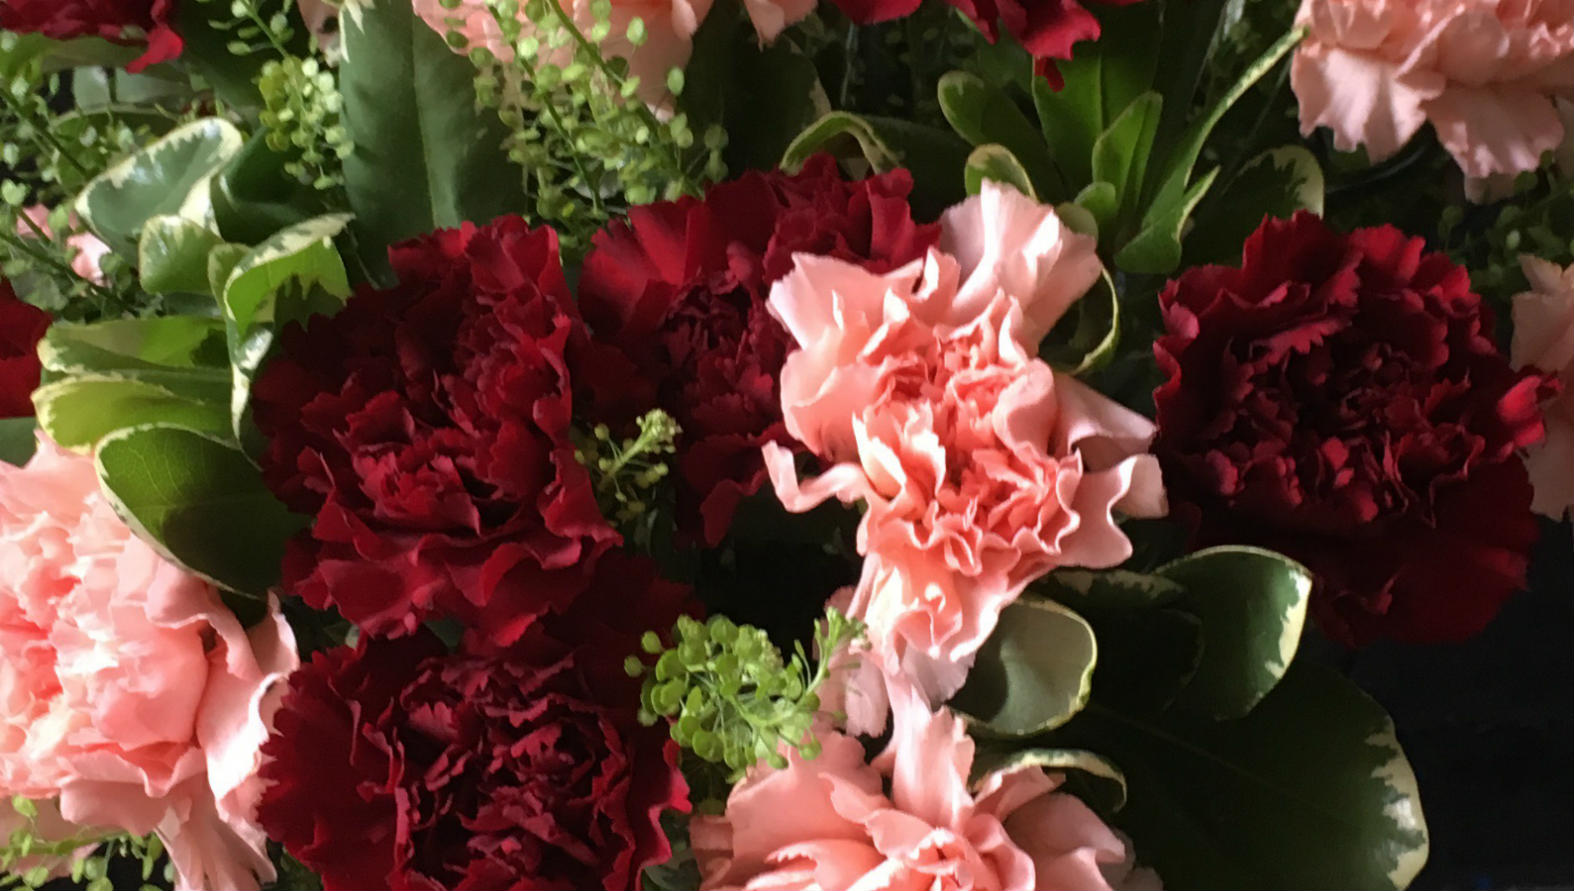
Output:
1511,256,1574,522
1291,0,1574,180
763,183,1164,704
0,438,300,891
692,676,1152,891
15,206,109,286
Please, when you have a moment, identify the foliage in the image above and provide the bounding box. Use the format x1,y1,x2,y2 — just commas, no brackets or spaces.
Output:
575,409,680,545
1,798,168,891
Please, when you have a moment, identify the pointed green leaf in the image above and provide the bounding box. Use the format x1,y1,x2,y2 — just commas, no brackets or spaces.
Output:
73,118,244,256
138,215,226,295
1090,92,1162,230
964,144,1036,199
1046,664,1429,890
950,597,1097,737
1073,181,1118,231
1184,145,1325,266
339,0,528,278
34,377,231,450
1032,55,1102,188
940,71,1064,200
95,424,307,596
1156,546,1312,719
1113,165,1220,274
38,316,230,380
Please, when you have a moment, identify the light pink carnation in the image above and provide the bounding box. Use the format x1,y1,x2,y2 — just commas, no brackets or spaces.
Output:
764,183,1165,704
692,676,1150,891
1511,256,1574,522
1291,0,1574,181
15,206,109,286
412,0,719,111
0,438,300,891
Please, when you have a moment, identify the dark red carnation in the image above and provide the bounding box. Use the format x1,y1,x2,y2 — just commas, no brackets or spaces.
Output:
1153,212,1549,646
258,553,691,891
577,155,937,545
0,280,50,419
824,0,1144,88
252,218,617,646
0,0,181,73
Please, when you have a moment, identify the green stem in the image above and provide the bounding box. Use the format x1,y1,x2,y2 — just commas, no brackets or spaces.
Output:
0,92,89,177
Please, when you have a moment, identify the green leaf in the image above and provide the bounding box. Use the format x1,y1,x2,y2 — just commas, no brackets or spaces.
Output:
939,71,1064,200
38,316,230,379
220,214,353,440
1087,3,1164,122
0,417,37,466
1039,566,1186,609
1090,92,1161,232
782,113,969,218
1073,181,1118,231
138,215,226,295
207,243,250,300
339,0,527,279
964,144,1036,199
1046,664,1429,890
210,129,330,247
1184,145,1325,266
1156,546,1312,719
95,424,306,595
949,597,1097,737
1032,55,1102,188
1113,165,1220,274
1040,267,1120,376
73,118,244,256
1150,0,1229,152
972,746,1128,814
34,377,231,450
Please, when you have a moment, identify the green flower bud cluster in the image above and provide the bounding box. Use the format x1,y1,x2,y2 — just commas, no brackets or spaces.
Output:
628,607,863,782
574,408,680,539
1,797,169,891
446,0,727,256
1443,172,1574,307
258,55,351,191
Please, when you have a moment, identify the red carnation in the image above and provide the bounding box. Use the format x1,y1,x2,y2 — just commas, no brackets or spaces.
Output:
0,0,181,73
824,0,1143,88
0,280,50,419
577,155,937,545
257,554,691,891
252,218,617,646
1153,212,1549,646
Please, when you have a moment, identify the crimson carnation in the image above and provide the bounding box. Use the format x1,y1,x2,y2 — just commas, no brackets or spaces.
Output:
0,0,181,73
252,217,616,646
0,280,50,419
824,0,1143,87
1153,212,1548,646
577,155,938,545
257,553,691,891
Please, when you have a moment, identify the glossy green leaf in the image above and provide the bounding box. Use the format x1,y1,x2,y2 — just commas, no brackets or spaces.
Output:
73,118,244,256
220,214,353,439
138,215,226,295
1046,664,1429,890
95,425,306,595
339,0,526,279
1156,546,1312,719
950,597,1097,737
972,746,1128,814
1089,4,1164,124
38,316,230,380
1039,566,1186,609
1031,55,1102,188
0,417,38,466
1113,165,1220,274
1073,181,1118,232
939,71,1064,200
210,130,330,247
964,144,1036,199
1090,92,1161,230
782,113,969,218
34,377,231,450
1053,200,1100,240
1150,0,1229,152
207,244,250,300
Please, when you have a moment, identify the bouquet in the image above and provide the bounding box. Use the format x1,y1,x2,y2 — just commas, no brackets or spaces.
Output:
0,0,1569,888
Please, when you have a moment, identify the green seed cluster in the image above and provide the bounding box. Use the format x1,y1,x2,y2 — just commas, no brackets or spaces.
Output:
1443,172,1574,307
1,797,169,891
258,56,351,191
441,0,726,256
628,608,863,781
193,0,299,56
574,408,680,533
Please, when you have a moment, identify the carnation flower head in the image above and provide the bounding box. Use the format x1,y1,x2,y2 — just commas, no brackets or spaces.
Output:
252,216,617,647
258,552,691,891
1153,211,1550,645
0,280,50,419
1511,256,1574,522
577,156,940,546
0,437,299,891
691,674,1151,891
1291,0,1574,181
0,0,182,72
764,182,1165,706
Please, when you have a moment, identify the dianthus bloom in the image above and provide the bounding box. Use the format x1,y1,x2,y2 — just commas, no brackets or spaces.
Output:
577,156,940,545
14,206,111,287
0,280,50,419
252,217,617,646
1153,212,1548,645
257,553,690,891
1511,256,1574,522
0,0,181,72
826,0,1145,87
764,182,1165,703
692,676,1153,891
0,438,299,891
1291,0,1574,180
